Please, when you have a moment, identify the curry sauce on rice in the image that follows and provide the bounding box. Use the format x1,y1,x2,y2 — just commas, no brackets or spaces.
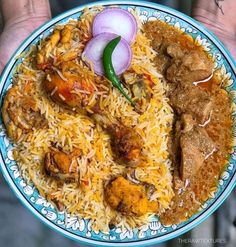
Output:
2,6,233,232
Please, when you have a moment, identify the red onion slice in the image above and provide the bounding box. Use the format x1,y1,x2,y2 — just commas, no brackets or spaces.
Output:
82,32,132,76
92,8,138,44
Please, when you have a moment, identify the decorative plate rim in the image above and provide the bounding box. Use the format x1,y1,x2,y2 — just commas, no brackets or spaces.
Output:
0,1,236,246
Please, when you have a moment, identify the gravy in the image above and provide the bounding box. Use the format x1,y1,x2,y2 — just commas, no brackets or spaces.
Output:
144,20,233,225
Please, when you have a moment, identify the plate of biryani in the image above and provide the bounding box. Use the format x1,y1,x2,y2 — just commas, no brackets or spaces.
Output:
0,0,236,246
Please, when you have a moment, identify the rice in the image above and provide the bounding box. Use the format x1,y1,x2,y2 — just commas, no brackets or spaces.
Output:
10,7,174,233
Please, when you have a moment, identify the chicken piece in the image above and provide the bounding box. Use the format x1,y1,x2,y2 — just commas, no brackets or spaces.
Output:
132,80,149,99
2,86,47,141
60,25,73,44
43,61,98,111
122,72,138,85
122,72,153,111
92,114,146,166
131,77,154,108
44,147,81,182
105,176,158,216
43,71,90,109
131,79,152,104
37,30,61,69
37,25,79,69
107,124,144,166
126,169,157,199
169,83,212,125
60,51,78,63
167,50,214,83
177,114,216,181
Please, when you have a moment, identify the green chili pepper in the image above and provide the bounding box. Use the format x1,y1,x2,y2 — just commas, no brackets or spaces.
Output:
103,36,135,107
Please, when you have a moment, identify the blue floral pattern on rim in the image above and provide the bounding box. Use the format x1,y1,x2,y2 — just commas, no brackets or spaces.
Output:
0,1,235,246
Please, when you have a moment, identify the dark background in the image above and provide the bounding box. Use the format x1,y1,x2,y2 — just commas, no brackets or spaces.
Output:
0,0,235,246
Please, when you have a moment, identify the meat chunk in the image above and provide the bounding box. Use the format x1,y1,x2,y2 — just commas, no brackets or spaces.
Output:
166,44,184,59
107,124,144,166
169,83,212,125
105,177,157,216
179,113,195,132
167,50,214,83
177,114,216,180
151,34,163,51
44,147,81,182
144,21,213,82
154,54,171,74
